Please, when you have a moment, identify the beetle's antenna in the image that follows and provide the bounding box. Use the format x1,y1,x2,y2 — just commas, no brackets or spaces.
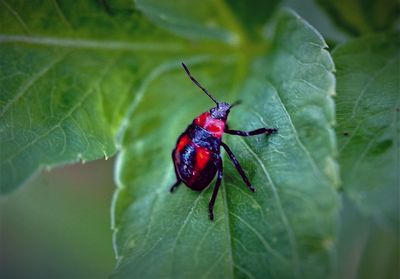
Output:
182,63,219,105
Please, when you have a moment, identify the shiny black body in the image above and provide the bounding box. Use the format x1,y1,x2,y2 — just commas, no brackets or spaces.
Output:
173,124,220,191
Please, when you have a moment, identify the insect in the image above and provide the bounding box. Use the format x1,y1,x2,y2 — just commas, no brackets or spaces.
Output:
170,63,278,220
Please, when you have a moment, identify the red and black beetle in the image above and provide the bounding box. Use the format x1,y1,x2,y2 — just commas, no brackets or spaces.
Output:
170,63,277,220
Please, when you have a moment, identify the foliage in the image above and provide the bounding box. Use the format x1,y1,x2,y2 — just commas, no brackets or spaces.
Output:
112,9,338,279
0,0,398,278
334,32,399,224
333,32,399,279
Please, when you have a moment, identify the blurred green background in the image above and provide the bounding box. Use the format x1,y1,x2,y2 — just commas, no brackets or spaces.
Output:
0,159,115,279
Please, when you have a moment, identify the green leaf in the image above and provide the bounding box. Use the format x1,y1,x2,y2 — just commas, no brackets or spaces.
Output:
333,33,400,224
134,0,237,44
0,0,187,193
112,9,339,279
317,0,400,36
135,0,281,43
0,0,280,194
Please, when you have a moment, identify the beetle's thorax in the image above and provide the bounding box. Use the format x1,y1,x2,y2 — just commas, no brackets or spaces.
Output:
194,106,230,139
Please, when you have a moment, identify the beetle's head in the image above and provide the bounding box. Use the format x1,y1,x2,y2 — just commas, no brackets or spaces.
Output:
210,100,241,120
210,102,230,120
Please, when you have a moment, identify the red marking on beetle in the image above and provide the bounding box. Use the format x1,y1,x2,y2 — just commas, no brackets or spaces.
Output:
177,135,190,152
195,112,225,138
195,147,210,172
194,112,210,126
186,146,211,185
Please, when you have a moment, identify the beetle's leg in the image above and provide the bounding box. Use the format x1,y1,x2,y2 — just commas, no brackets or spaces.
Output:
221,141,255,192
170,180,181,193
170,148,182,193
209,157,223,221
225,127,277,137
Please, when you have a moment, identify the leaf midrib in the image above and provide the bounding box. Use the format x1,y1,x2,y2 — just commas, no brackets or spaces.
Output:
238,138,300,278
0,35,185,52
0,34,269,59
113,61,237,277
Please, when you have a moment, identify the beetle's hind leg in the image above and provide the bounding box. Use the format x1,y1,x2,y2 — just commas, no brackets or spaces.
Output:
225,127,277,137
170,180,181,193
221,141,255,192
208,157,223,221
170,148,182,193
169,165,182,193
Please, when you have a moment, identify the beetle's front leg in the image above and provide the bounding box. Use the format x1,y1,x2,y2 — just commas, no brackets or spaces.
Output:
224,127,277,137
221,142,255,192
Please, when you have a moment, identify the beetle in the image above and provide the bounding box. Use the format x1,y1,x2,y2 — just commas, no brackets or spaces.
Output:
170,63,278,220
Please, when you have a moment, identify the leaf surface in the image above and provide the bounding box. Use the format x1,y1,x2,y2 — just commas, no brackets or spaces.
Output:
112,9,339,279
0,0,186,193
1,1,341,278
0,0,280,193
135,0,281,43
333,32,400,224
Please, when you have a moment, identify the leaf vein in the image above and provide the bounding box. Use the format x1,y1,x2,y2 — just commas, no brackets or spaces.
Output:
0,0,31,34
234,263,256,279
222,181,235,278
200,251,228,279
229,211,286,263
2,56,116,163
0,51,67,117
51,0,72,29
194,217,223,265
268,81,327,182
351,55,399,118
169,192,204,276
228,182,266,221
238,138,300,278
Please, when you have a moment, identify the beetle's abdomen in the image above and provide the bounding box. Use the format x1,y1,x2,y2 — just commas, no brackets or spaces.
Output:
173,123,220,191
